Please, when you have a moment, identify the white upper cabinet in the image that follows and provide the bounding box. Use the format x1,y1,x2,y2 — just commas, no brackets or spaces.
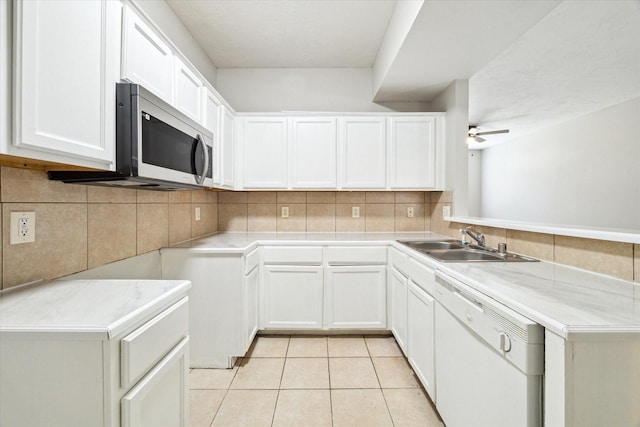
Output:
388,116,440,189
204,90,222,184
221,106,236,189
338,117,387,189
291,117,337,189
240,117,289,189
9,0,120,169
122,5,173,103
174,57,204,123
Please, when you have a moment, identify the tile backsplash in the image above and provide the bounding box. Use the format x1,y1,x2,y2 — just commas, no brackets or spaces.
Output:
1,166,637,288
0,167,217,289
217,191,433,233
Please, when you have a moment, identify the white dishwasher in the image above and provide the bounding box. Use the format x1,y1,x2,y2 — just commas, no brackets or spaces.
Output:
434,271,544,427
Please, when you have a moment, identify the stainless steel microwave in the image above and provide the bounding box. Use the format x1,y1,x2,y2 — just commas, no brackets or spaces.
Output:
48,83,213,190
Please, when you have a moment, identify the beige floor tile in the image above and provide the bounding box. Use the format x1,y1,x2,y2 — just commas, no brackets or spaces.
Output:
212,390,278,427
372,357,420,388
280,358,329,389
287,337,328,357
247,336,290,357
331,389,394,427
383,388,444,427
272,389,332,427
327,336,369,357
190,389,226,427
329,358,380,389
365,337,403,357
190,368,237,390
230,358,285,389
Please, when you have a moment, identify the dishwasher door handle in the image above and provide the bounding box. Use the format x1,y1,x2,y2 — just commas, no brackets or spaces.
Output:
453,289,484,312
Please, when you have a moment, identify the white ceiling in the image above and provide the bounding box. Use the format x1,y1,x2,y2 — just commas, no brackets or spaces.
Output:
166,0,640,147
165,0,397,68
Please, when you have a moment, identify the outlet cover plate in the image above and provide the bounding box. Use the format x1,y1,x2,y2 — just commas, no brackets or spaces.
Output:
352,206,360,218
10,211,36,244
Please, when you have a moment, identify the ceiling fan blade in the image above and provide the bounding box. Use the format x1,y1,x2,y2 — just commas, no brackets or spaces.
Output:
476,129,509,136
474,136,486,143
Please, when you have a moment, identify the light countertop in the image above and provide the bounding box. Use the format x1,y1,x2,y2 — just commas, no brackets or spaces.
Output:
170,232,640,339
0,279,191,339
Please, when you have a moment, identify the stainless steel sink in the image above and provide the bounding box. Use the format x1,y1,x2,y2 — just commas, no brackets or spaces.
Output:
400,240,466,251
398,240,539,263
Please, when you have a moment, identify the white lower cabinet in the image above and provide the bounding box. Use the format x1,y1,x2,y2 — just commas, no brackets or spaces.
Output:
244,265,260,347
0,289,190,427
325,266,387,329
390,267,409,354
161,250,255,368
407,281,436,400
121,337,189,427
263,266,324,329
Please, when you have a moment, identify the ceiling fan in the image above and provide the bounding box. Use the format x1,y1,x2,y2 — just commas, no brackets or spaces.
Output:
468,126,509,143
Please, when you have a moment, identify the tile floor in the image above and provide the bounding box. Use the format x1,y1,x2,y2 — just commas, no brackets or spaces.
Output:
189,335,444,427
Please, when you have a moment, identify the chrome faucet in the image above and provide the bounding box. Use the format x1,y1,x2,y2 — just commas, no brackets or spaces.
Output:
461,227,485,247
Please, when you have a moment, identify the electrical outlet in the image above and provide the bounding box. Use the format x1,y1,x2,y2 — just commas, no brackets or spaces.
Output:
10,211,36,244
352,206,360,218
281,206,289,218
443,206,451,218
195,207,201,221
407,207,414,218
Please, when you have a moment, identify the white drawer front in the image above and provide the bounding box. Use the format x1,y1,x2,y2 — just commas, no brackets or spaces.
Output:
121,297,189,388
262,246,323,265
326,246,387,265
245,248,260,273
408,258,435,295
389,247,408,274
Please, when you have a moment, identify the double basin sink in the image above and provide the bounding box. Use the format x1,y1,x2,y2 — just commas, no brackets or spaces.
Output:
399,240,539,263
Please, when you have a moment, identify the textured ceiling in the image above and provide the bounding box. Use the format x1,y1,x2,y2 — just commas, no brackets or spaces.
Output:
166,0,397,68
468,0,640,148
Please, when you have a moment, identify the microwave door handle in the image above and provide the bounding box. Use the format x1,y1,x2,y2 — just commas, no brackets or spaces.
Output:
194,134,209,185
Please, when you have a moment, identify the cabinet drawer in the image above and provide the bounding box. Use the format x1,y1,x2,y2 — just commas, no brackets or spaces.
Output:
326,246,387,265
408,258,435,295
262,246,323,265
245,248,259,273
389,247,408,274
121,298,189,388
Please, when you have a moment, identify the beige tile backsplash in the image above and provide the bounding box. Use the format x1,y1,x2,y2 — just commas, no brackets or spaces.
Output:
0,167,218,289
0,169,636,288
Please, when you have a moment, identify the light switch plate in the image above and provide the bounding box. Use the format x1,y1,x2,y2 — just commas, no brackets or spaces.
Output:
10,211,36,244
443,206,451,217
352,206,360,218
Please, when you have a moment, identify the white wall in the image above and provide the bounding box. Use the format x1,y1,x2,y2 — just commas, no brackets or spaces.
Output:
216,68,428,112
1,1,10,148
431,79,470,216
372,0,424,96
480,96,640,231
133,0,218,85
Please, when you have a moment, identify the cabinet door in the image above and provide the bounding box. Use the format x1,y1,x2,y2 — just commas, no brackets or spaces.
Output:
338,117,386,189
221,106,235,188
244,267,259,351
11,0,119,168
174,58,204,124
241,117,289,189
121,337,189,427
291,117,337,189
388,116,437,189
263,266,324,329
325,266,386,329
204,90,222,184
407,281,435,400
390,268,408,354
122,5,173,103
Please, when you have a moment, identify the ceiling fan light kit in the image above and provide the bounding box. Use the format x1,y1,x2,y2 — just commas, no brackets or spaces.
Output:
468,126,510,143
